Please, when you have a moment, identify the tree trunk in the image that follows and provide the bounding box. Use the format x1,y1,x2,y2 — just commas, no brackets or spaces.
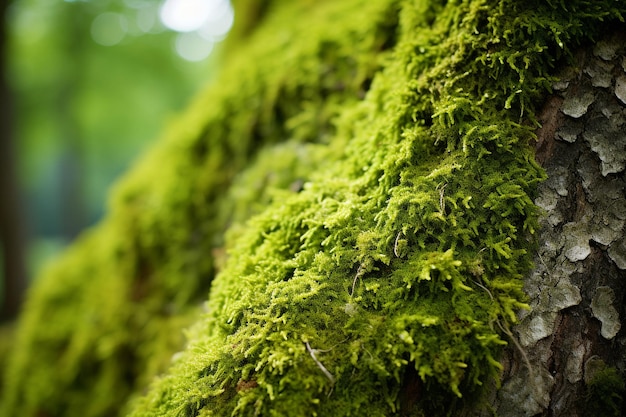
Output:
0,0,27,323
56,2,88,240
483,30,626,417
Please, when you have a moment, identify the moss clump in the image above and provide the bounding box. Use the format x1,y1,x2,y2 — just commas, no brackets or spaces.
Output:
586,365,626,417
3,0,626,416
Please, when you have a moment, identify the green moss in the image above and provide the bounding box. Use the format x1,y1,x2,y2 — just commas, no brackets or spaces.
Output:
1,224,201,417
126,1,624,416
585,364,626,417
3,0,626,416
0,1,401,416
0,323,15,394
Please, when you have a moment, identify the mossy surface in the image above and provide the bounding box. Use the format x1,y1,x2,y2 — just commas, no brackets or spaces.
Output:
3,0,626,416
127,1,625,416
0,1,402,416
585,362,626,417
0,323,14,394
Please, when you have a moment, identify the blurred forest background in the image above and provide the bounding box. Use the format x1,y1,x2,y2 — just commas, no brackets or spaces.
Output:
0,0,233,321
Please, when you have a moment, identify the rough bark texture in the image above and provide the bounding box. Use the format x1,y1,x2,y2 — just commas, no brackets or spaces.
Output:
490,31,626,417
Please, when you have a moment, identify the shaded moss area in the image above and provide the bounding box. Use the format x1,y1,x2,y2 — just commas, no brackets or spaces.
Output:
3,0,626,417
0,323,14,394
584,361,626,417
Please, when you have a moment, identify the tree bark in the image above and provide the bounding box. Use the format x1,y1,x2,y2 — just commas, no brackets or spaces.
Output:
56,2,88,240
480,30,626,417
0,0,27,322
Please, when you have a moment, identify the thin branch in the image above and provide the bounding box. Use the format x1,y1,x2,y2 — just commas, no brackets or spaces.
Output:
496,319,536,395
394,231,402,258
437,182,447,214
350,264,363,297
305,342,335,384
472,279,494,301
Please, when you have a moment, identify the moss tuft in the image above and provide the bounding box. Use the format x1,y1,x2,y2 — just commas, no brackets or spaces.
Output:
585,365,626,417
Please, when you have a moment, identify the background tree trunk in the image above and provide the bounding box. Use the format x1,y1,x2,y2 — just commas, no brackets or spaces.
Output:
477,30,626,417
56,3,88,241
0,0,27,323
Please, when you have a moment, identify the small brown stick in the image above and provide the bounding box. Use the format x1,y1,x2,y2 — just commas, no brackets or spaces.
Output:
496,319,536,393
474,279,535,387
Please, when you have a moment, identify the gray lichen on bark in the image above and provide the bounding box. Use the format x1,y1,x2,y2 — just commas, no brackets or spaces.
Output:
492,31,626,417
591,286,621,340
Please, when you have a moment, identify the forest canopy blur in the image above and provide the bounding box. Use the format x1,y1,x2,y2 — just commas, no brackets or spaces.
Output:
6,0,232,275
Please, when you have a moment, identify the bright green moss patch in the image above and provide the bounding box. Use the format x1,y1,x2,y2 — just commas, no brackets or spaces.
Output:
127,1,625,416
4,0,626,416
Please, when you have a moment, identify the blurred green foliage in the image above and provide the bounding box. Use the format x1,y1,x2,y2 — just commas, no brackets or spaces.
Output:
1,1,230,415
8,0,215,271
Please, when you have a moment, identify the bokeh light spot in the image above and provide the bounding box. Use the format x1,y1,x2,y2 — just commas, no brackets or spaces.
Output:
160,0,234,61
91,13,128,46
175,32,215,62
198,1,234,40
160,0,213,32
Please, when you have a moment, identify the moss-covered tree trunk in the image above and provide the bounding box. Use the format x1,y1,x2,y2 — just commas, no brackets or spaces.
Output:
1,1,626,417
485,33,626,417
